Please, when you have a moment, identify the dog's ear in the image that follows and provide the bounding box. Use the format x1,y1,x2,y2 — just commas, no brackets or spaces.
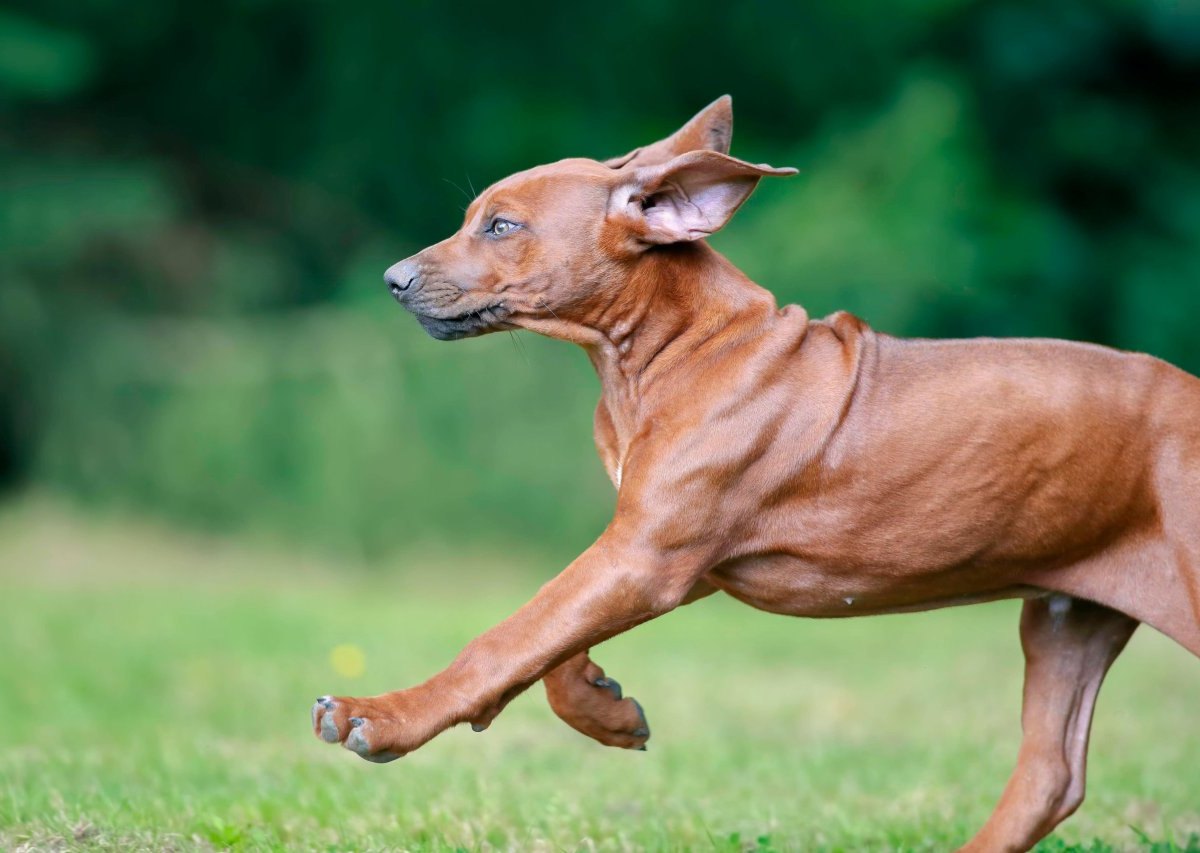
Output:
605,96,734,170
611,149,798,245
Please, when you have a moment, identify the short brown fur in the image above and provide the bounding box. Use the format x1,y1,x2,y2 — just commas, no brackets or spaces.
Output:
313,97,1200,852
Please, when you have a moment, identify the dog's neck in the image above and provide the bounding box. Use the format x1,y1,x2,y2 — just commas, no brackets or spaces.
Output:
578,242,793,446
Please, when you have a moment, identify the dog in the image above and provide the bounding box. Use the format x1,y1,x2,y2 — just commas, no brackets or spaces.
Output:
312,96,1200,852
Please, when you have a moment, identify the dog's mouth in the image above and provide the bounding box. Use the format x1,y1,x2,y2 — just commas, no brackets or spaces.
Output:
410,303,512,341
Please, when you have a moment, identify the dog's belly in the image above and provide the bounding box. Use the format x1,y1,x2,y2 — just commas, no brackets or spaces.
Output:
706,553,1042,618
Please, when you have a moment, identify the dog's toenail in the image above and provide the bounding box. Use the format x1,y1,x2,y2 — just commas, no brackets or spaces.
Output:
637,744,648,751
350,717,365,728
631,697,647,724
594,677,622,699
345,726,376,757
633,727,649,738
318,696,334,709
471,723,486,732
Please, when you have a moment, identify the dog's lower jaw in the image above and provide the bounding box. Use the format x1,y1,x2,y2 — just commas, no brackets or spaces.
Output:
412,304,511,340
416,315,484,341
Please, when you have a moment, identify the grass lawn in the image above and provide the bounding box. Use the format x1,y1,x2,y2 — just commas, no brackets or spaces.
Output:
1,500,1198,851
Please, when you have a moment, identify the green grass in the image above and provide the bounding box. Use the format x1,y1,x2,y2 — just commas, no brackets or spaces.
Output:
1,500,1198,851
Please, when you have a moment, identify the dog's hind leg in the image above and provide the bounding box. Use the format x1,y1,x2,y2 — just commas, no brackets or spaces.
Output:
537,580,718,750
1158,441,1200,656
960,595,1137,853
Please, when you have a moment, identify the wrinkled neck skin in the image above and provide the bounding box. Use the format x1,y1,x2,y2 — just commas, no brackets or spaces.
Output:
524,241,804,474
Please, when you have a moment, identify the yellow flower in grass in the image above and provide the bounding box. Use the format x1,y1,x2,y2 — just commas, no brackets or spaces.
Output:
330,643,366,678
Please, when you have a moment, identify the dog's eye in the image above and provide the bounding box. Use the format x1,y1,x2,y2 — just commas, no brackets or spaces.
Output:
487,218,520,237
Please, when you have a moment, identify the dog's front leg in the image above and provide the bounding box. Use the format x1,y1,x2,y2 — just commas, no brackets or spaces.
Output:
536,580,718,750
311,532,704,762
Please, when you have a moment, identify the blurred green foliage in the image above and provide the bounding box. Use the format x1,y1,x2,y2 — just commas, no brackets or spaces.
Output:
1,0,1199,558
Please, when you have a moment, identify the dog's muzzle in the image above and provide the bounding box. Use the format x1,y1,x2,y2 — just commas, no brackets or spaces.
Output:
385,260,420,304
412,305,509,340
383,260,509,341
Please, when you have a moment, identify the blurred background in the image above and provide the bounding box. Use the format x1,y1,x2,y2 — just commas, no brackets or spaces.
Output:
3,1,1200,849
3,0,1200,561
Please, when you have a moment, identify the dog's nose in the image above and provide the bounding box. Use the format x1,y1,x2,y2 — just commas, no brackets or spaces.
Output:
384,260,420,301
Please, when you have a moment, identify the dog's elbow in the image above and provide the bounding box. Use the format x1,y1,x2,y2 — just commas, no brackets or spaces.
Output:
594,534,711,616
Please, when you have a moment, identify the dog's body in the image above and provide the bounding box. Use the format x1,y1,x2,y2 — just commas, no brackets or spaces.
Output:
313,98,1200,851
592,283,1200,628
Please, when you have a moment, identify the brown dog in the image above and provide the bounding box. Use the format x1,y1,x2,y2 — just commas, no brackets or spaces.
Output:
312,97,1200,851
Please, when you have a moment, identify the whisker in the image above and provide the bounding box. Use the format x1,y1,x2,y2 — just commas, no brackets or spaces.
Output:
507,316,530,362
465,173,477,200
508,330,530,365
480,305,529,364
537,296,563,322
442,177,473,204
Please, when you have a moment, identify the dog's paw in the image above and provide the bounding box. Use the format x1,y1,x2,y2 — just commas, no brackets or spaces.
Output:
547,670,651,751
584,677,651,750
617,692,651,751
310,695,403,763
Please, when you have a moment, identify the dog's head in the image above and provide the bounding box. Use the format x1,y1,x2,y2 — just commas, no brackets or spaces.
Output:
384,96,796,341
